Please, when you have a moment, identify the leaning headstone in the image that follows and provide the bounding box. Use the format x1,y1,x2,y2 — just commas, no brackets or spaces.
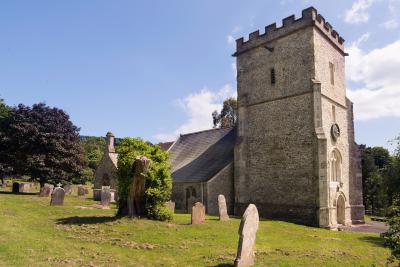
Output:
39,184,54,197
234,204,259,267
12,182,19,193
127,156,151,217
63,184,72,194
101,186,111,207
218,194,229,221
165,200,175,213
50,185,65,206
191,202,205,225
77,185,86,196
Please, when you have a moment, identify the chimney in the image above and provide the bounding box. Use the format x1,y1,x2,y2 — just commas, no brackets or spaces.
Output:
106,131,115,153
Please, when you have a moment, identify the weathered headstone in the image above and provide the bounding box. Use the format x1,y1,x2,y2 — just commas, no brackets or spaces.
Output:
19,183,29,193
50,185,65,206
191,202,205,225
12,182,19,193
63,184,72,194
234,204,259,267
165,200,175,213
101,186,111,207
77,185,86,196
127,156,151,217
39,184,54,197
218,194,229,221
110,191,116,203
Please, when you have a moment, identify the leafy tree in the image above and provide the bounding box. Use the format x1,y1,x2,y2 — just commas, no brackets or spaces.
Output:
2,103,85,187
0,98,12,184
116,138,172,221
212,97,237,128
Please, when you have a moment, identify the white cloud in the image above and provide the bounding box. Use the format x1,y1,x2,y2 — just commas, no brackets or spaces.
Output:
382,19,399,29
344,0,376,24
154,84,236,142
226,35,235,47
347,36,400,120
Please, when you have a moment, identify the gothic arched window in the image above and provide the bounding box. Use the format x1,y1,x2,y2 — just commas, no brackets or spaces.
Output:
330,149,342,182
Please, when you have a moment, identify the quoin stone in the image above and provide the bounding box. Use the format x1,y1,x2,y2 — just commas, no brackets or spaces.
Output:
50,186,65,206
191,202,205,225
234,204,259,267
218,194,229,221
101,186,111,206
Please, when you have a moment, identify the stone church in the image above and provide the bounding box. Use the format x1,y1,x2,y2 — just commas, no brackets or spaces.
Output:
94,7,364,229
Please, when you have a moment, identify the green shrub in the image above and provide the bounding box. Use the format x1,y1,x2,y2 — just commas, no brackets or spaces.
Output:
116,138,172,221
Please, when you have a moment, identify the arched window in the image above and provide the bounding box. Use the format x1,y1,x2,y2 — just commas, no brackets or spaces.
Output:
330,150,342,182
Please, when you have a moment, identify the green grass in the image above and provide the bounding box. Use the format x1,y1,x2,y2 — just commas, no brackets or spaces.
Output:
0,186,393,267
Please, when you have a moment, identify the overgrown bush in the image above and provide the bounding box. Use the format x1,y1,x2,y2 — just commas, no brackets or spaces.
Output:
116,138,172,221
382,200,400,264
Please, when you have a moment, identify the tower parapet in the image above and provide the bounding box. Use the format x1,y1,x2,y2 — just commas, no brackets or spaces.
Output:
234,7,345,56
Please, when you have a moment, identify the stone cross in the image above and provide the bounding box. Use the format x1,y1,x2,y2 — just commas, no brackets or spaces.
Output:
234,204,259,267
218,194,229,221
101,186,111,207
191,202,205,225
39,184,54,197
127,156,151,217
165,200,175,213
50,187,65,206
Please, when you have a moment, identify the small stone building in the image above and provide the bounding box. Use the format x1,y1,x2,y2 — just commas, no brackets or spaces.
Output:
93,132,118,200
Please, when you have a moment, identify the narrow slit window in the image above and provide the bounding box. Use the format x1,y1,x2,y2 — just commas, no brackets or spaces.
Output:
329,62,335,85
332,105,336,122
270,68,276,85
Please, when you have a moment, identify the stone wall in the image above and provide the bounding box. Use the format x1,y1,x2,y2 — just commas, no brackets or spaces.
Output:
172,182,204,211
206,163,234,215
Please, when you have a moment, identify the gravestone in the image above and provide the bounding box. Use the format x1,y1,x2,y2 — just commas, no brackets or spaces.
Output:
77,185,86,196
39,184,54,197
191,202,205,225
234,204,259,267
63,184,72,194
218,194,229,221
19,183,29,193
110,191,116,203
12,182,19,193
165,200,175,213
101,186,111,206
127,156,151,217
50,185,65,206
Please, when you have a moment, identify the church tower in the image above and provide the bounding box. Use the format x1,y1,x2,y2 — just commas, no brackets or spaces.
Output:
233,7,364,228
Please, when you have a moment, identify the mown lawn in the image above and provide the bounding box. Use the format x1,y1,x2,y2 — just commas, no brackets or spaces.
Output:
0,186,393,267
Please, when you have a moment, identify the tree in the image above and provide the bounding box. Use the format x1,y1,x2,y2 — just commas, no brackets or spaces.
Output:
2,103,85,187
116,138,172,221
0,98,12,184
212,97,237,128
79,136,106,183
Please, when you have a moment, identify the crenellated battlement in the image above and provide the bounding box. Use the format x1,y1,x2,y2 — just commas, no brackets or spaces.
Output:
234,7,345,56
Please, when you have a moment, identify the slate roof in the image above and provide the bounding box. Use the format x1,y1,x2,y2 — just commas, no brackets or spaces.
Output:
169,127,235,183
108,152,118,167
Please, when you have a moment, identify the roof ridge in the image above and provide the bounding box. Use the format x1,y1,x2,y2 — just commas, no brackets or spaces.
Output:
180,127,234,137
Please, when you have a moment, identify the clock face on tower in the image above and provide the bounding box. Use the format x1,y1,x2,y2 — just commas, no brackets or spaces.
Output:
331,123,340,141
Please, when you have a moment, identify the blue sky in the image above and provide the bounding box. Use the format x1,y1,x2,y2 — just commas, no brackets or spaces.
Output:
1,0,399,151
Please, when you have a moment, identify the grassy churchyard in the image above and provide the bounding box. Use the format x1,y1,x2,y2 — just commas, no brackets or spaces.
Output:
0,184,393,267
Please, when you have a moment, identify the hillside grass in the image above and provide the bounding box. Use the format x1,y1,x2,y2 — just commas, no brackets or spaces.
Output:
0,185,393,267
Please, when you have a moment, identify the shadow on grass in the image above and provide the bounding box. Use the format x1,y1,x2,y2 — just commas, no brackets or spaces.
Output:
358,236,385,247
0,191,38,196
208,264,233,267
56,215,119,225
